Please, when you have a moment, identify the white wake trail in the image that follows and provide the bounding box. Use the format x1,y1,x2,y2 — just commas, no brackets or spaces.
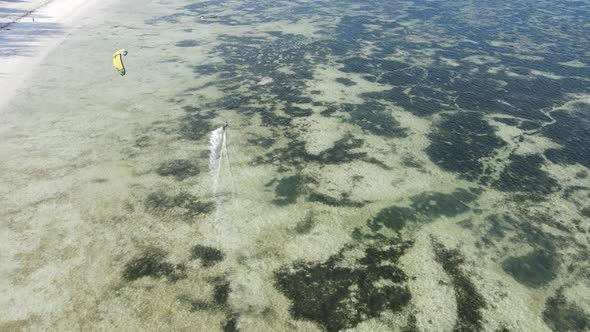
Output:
209,127,225,196
221,129,236,194
209,126,234,222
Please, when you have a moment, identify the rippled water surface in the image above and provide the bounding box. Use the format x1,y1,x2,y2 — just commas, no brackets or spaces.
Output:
1,0,590,330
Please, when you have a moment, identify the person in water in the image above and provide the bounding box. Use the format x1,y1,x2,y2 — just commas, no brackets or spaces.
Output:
222,121,228,130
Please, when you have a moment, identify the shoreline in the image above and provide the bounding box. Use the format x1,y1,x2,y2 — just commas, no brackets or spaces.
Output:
0,0,52,30
0,0,105,112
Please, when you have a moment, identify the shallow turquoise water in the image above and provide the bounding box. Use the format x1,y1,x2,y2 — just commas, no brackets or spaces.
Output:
1,0,590,330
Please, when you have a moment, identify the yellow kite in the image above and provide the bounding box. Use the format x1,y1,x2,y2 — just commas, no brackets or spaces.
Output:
112,49,128,76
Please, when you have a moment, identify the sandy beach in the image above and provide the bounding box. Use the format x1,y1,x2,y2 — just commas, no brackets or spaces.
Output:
0,0,105,110
0,0,50,28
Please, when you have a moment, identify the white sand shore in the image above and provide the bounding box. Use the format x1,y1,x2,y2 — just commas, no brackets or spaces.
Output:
0,0,106,111
0,0,51,28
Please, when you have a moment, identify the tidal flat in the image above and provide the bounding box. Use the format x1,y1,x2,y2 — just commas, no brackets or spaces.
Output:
1,0,590,330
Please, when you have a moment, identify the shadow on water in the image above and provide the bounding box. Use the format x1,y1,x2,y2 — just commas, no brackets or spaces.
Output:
0,21,63,56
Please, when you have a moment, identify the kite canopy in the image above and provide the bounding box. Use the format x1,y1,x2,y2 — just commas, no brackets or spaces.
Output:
112,49,128,76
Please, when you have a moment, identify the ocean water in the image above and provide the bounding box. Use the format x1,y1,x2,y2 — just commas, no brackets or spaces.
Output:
1,0,590,330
